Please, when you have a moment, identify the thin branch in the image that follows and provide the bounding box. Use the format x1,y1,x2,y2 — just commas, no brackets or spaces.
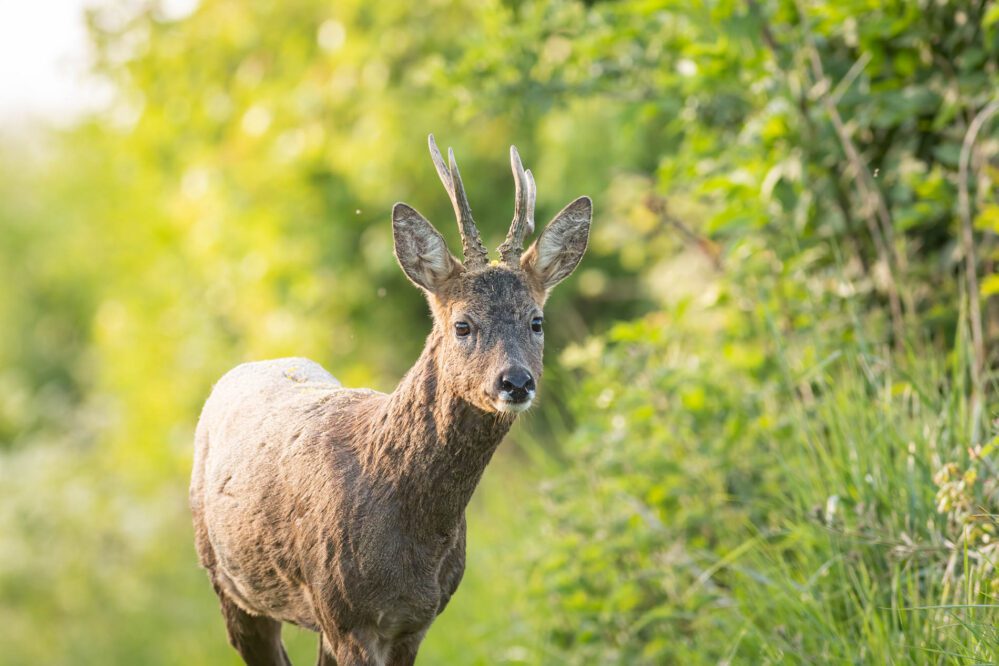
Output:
957,97,999,440
645,194,723,270
829,51,871,107
794,0,907,342
747,0,779,54
747,0,875,289
751,0,906,340
808,48,899,268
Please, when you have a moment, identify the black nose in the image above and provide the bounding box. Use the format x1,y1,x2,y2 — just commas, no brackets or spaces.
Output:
498,367,535,401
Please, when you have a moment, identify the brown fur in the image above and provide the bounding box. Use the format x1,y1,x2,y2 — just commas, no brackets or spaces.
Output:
190,141,591,666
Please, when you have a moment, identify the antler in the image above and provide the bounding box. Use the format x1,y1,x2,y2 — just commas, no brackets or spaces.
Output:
428,134,489,268
498,145,536,266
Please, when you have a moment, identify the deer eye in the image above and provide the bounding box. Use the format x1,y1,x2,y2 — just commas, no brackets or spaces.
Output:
454,321,471,337
531,316,544,333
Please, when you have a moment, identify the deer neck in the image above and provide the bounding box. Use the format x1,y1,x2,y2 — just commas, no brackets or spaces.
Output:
369,335,513,540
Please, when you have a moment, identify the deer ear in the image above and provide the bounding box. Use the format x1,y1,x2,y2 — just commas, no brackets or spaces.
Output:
521,196,591,292
393,203,461,293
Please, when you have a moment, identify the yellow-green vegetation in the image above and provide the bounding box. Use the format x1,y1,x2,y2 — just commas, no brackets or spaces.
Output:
1,0,998,663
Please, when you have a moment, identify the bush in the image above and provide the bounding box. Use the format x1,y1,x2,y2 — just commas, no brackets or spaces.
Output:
527,304,998,663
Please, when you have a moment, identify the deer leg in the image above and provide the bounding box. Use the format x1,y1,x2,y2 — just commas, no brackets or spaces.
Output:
195,504,290,666
317,633,338,666
329,628,385,666
386,631,425,666
212,577,292,666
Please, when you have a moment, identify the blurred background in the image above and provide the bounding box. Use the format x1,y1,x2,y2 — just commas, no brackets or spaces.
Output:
1,0,998,663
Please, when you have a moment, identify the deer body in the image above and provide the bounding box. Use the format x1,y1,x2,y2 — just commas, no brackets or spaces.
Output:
191,136,591,665
192,353,504,660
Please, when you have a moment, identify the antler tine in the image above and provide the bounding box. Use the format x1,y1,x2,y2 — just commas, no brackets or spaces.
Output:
499,144,536,265
427,134,452,190
427,134,488,267
525,168,536,235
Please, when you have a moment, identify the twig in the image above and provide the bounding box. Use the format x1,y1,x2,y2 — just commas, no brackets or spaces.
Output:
751,0,906,340
806,48,900,271
794,0,907,343
747,0,778,54
829,51,872,107
645,194,723,270
957,97,999,441
747,0,875,291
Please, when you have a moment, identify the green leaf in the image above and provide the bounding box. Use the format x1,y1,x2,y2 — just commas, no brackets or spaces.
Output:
980,273,999,297
985,2,999,28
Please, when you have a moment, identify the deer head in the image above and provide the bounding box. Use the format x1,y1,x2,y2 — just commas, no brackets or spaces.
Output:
392,135,592,414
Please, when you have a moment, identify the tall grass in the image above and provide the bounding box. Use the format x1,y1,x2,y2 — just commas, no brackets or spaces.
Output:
724,345,998,663
521,301,999,663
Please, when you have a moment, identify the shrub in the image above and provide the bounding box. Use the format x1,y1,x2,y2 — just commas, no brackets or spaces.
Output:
528,306,998,663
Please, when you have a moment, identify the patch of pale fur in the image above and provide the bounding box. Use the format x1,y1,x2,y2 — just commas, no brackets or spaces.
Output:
494,394,534,413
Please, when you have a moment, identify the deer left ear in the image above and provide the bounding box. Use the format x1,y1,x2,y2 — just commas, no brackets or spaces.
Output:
521,196,592,291
393,203,462,293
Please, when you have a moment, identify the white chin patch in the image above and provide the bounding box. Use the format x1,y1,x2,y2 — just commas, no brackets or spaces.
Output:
494,391,535,413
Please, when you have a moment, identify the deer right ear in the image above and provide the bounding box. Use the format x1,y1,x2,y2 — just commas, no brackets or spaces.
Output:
521,196,592,293
392,203,462,293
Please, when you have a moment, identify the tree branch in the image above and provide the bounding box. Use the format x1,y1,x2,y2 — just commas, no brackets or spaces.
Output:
793,0,907,343
645,194,723,271
957,97,999,440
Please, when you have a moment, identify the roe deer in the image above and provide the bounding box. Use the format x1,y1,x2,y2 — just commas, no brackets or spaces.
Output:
189,135,592,665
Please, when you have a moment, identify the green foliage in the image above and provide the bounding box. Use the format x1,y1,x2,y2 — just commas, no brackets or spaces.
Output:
530,302,998,663
454,0,999,339
2,0,998,663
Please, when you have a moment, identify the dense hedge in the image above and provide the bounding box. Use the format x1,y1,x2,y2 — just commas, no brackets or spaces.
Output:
528,299,997,661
